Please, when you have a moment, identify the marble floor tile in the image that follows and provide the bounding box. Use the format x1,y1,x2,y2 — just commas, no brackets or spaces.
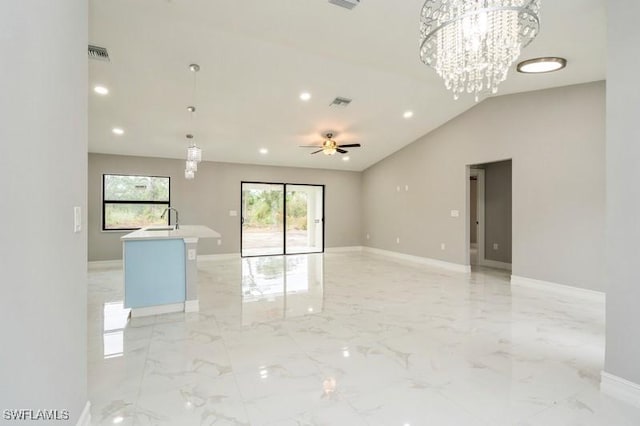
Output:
87,252,640,425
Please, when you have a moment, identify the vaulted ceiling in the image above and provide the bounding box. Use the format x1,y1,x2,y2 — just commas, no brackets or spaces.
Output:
89,0,606,171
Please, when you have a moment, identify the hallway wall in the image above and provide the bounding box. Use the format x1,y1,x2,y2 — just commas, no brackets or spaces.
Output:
362,82,605,291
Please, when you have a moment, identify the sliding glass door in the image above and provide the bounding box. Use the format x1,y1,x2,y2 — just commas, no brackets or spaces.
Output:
241,182,324,257
286,185,324,254
241,183,284,257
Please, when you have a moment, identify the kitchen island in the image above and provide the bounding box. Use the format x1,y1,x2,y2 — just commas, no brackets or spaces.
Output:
121,225,221,317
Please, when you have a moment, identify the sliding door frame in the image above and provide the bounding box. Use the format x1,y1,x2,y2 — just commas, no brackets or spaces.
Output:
240,181,325,258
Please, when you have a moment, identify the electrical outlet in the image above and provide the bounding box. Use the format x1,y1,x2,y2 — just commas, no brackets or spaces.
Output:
441,243,446,250
366,233,370,240
493,243,499,250
405,184,409,191
396,237,400,244
217,239,222,246
396,186,401,192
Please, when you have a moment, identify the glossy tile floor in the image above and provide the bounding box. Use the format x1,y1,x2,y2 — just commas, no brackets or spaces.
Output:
88,253,640,425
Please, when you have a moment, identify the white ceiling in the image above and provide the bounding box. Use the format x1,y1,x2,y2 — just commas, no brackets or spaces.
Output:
89,0,606,172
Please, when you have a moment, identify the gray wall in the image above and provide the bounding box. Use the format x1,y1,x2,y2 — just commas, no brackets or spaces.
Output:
89,154,362,261
363,82,605,291
605,2,640,385
484,160,512,263
0,1,88,423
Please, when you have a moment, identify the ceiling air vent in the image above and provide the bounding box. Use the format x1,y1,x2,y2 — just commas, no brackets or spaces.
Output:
88,45,110,62
330,97,352,107
328,0,360,10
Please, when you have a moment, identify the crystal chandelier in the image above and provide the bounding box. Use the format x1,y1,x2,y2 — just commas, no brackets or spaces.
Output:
419,0,540,101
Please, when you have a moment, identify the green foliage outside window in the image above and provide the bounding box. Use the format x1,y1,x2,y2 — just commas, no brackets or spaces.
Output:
103,174,170,230
242,189,308,230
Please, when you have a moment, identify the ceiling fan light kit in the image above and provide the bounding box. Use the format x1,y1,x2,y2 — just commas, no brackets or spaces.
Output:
300,132,361,157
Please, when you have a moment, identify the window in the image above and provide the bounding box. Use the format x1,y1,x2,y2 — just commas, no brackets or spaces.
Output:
102,174,170,231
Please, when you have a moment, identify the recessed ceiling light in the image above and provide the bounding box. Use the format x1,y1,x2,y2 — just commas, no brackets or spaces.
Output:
94,85,109,95
112,127,124,135
342,156,350,162
403,110,414,119
259,148,268,155
517,57,567,74
299,92,312,101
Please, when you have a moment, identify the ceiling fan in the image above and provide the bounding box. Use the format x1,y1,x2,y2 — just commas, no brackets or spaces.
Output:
300,132,361,156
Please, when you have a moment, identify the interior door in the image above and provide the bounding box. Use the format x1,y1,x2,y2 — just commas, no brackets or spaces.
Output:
241,182,285,257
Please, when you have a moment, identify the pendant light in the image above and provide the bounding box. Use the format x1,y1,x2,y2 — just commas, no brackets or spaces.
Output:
185,64,202,179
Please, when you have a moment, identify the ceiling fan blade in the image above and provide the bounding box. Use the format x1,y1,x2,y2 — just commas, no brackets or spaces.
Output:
337,143,361,148
337,148,348,154
310,149,324,155
300,145,322,148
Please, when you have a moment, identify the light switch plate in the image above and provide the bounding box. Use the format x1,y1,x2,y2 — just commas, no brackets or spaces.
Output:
229,210,238,217
188,249,196,260
450,210,460,218
73,206,81,233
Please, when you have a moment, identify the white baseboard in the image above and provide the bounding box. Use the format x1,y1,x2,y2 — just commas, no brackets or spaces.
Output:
325,246,364,253
362,246,471,273
480,259,512,271
184,300,200,312
601,371,640,408
130,302,185,318
510,275,605,302
87,259,122,269
76,401,91,426
198,253,239,261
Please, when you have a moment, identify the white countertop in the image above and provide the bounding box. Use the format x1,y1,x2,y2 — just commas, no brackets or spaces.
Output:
121,225,221,241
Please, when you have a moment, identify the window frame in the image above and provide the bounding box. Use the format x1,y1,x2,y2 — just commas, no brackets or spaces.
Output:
101,173,171,231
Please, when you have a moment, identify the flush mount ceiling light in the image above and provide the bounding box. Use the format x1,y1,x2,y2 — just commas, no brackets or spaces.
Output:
259,148,268,155
299,92,312,101
112,127,124,135
403,110,414,119
94,85,109,95
517,57,567,73
419,0,541,101
342,156,350,162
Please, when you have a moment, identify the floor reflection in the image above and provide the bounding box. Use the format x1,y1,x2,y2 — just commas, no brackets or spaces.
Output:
102,301,130,359
241,254,323,325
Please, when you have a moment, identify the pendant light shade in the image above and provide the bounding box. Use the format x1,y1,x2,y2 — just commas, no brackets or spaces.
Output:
186,160,198,172
187,145,202,163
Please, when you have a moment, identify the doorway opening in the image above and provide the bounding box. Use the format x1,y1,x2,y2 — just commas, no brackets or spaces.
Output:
467,160,512,270
241,182,324,257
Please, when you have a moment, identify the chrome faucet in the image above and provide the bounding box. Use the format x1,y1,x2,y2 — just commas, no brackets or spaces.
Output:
160,207,179,229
